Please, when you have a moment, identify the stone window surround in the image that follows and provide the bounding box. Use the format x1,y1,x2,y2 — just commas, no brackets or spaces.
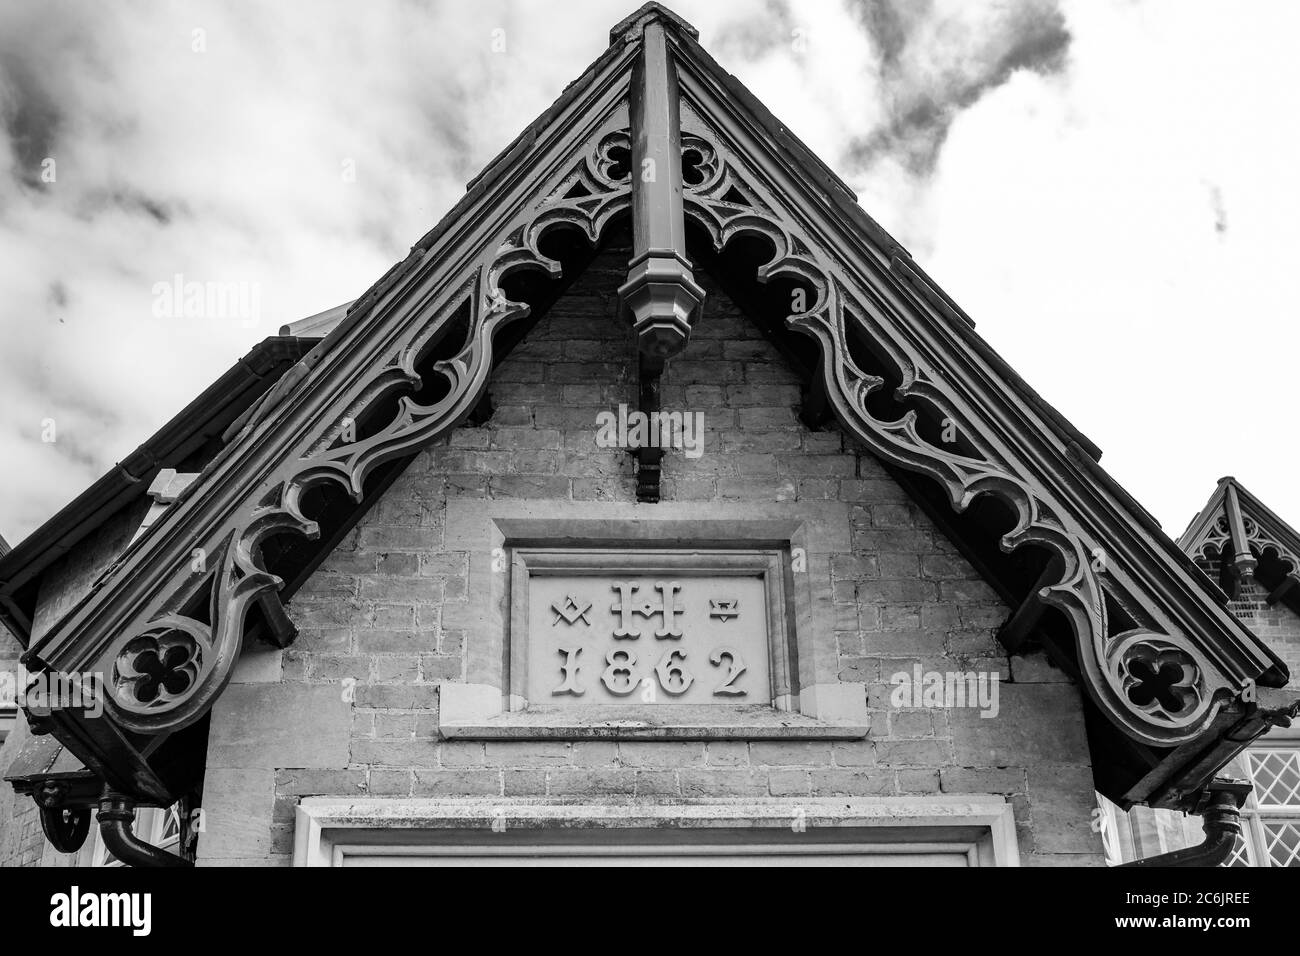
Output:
438,500,869,740
292,796,1020,866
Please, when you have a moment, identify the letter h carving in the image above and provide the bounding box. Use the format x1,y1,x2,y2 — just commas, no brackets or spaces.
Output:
611,581,685,639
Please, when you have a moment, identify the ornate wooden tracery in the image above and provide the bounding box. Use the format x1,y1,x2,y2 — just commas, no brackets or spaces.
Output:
15,3,1282,810
673,117,1233,746
1182,477,1300,605
22,36,641,782
98,132,635,739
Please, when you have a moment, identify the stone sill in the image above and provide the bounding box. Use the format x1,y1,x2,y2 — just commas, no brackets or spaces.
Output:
439,703,869,740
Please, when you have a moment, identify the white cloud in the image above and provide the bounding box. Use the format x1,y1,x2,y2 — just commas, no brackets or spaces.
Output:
922,0,1300,533
0,0,1296,544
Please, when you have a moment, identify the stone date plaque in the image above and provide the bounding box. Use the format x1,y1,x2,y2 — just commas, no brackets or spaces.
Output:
508,548,792,713
436,503,870,739
526,574,770,706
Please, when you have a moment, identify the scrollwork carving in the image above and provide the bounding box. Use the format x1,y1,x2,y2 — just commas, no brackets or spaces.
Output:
85,125,634,736
681,124,1226,746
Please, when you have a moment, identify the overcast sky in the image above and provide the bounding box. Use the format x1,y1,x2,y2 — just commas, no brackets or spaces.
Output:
0,0,1296,546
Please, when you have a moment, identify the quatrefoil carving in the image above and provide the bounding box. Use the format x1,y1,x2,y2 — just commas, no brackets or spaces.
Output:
113,625,203,709
1118,642,1201,720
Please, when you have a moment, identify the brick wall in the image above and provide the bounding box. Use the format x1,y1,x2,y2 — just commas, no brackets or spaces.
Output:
0,505,144,868
1230,579,1300,681
195,243,1104,866
1196,554,1300,700
0,619,48,867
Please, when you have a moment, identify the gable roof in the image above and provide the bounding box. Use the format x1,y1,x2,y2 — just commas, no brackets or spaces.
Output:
3,2,1288,812
0,336,318,643
1180,476,1300,611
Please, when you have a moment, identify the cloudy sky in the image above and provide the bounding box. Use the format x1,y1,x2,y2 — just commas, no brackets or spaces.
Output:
0,0,1296,546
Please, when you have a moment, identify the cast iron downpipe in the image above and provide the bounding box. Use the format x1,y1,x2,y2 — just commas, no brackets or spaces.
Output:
1120,777,1252,868
97,790,191,868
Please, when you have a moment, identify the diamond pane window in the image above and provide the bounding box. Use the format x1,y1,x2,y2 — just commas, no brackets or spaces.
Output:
1224,746,1300,867
1222,834,1253,867
1247,750,1300,810
1261,821,1300,868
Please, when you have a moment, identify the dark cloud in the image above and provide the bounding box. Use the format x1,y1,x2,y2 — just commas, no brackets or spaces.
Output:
856,0,925,68
843,0,1071,177
71,188,178,225
0,57,61,186
712,0,795,61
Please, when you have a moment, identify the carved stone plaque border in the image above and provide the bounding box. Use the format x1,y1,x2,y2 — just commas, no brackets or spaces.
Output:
507,548,790,711
437,500,869,740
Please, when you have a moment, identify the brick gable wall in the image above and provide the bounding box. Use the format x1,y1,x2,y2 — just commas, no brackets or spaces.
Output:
195,242,1103,866
0,242,1106,867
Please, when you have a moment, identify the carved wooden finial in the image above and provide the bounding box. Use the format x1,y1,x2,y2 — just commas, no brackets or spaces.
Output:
616,15,704,503
617,17,704,362
609,2,699,46
1223,481,1258,583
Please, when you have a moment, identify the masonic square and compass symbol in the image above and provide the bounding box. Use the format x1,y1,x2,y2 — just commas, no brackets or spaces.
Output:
551,594,593,626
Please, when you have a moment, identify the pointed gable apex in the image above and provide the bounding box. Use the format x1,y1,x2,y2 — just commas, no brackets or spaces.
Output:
1181,477,1300,612
6,3,1286,812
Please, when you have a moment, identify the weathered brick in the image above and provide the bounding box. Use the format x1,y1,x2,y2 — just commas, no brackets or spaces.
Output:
368,769,412,796
875,739,952,767
420,655,463,681
485,741,572,767
358,526,439,551
489,475,570,498
617,742,705,768
939,767,1027,794
716,478,796,501
360,576,444,604
679,769,768,798
896,769,941,792
950,685,1089,766
547,769,638,795
411,770,501,796
350,739,440,768
749,742,832,766
274,769,368,797
439,743,487,767
503,769,549,795
810,770,894,796
634,770,680,796
354,685,438,709
208,684,351,769
768,769,811,796
357,628,439,655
